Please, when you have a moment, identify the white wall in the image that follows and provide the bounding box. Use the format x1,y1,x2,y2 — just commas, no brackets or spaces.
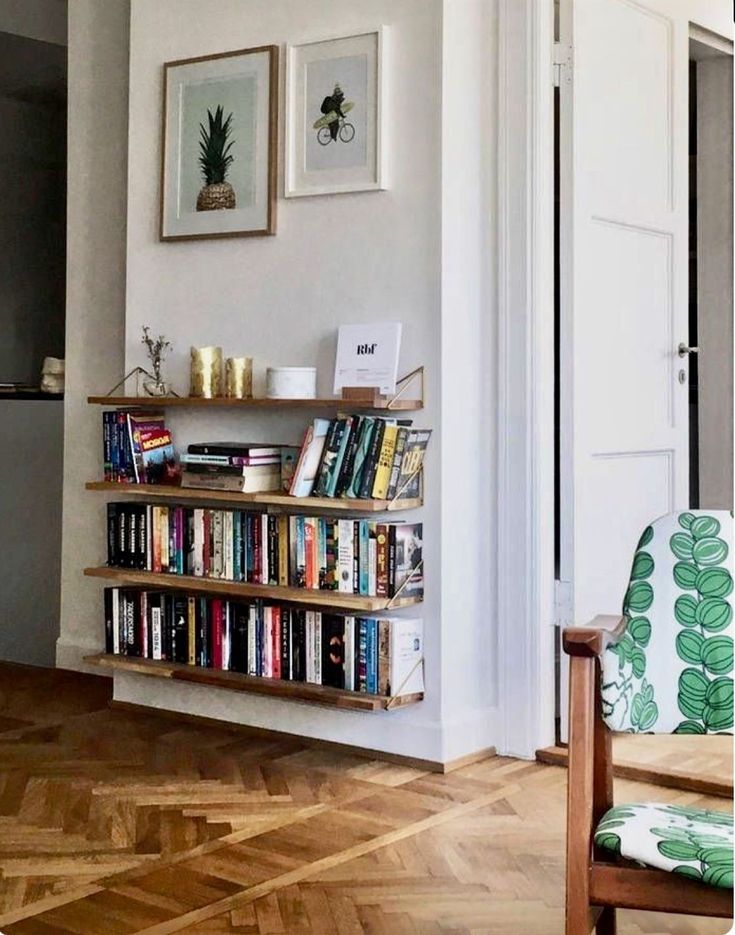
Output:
108,0,497,764
56,0,129,669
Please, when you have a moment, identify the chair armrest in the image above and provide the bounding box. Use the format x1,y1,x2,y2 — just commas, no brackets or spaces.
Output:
563,615,628,658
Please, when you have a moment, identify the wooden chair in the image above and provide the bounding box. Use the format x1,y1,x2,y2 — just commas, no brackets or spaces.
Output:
563,510,734,934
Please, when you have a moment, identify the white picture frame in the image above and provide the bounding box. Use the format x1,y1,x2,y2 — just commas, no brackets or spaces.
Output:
285,28,386,198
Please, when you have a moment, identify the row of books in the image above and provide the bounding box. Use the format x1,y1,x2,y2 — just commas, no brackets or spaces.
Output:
289,416,431,501
100,410,431,504
102,409,178,484
107,503,423,599
103,588,424,697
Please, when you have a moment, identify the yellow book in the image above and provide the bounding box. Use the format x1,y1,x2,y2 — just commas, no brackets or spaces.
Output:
278,514,289,587
372,425,398,499
187,596,196,665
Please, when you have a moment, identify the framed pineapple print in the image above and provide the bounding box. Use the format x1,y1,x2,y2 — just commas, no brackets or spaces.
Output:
285,29,386,197
160,46,278,240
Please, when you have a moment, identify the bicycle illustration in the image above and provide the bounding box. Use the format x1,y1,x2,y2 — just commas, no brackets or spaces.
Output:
313,84,355,146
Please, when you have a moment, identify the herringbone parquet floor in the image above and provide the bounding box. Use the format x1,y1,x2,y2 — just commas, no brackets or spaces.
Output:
0,663,731,934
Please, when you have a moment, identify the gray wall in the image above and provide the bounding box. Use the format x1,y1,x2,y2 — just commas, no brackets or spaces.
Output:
0,84,66,385
56,0,128,669
0,3,67,666
0,399,63,665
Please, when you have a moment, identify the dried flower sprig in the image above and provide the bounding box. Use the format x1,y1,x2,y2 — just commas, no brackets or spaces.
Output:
141,326,172,383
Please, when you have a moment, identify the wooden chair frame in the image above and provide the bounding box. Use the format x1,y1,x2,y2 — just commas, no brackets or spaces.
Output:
563,615,733,934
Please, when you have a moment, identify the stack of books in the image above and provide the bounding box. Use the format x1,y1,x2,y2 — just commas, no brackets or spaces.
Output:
106,502,424,600
102,409,178,484
289,416,431,501
181,442,283,492
104,588,424,697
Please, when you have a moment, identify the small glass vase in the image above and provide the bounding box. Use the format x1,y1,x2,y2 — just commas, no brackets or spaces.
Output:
143,377,171,397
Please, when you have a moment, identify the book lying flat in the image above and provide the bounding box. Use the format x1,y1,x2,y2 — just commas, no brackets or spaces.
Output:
188,442,285,458
181,471,280,493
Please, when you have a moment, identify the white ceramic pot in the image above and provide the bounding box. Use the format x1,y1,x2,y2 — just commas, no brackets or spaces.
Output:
266,366,317,399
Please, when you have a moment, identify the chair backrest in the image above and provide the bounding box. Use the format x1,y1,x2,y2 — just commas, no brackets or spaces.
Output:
601,510,733,734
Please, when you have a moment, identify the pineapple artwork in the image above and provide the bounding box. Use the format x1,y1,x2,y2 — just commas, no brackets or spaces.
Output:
161,47,277,239
196,105,236,211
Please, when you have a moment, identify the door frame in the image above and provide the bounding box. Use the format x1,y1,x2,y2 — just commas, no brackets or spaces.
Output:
495,0,556,758
495,1,734,759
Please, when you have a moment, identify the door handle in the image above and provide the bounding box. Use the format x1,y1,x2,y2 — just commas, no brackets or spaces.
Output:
678,343,699,357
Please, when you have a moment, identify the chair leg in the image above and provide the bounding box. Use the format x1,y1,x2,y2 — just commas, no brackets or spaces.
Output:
596,907,616,935
565,655,597,935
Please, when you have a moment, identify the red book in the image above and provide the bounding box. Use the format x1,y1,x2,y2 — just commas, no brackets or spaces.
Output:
211,598,223,669
254,518,262,583
375,524,389,597
272,607,281,680
152,506,162,573
304,520,315,590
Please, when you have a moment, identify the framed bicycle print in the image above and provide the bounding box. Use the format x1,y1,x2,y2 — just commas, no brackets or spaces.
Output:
160,45,278,240
285,29,386,198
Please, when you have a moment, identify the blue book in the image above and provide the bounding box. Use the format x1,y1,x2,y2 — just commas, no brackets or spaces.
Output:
325,417,355,497
358,618,368,692
358,520,370,595
296,516,306,587
233,511,242,581
366,618,378,694
256,604,264,677
246,514,255,582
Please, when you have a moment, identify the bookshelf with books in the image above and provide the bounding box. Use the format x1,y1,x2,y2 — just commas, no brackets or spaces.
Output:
84,385,429,712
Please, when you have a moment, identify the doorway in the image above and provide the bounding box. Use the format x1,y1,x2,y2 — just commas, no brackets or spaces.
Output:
551,2,734,748
688,31,734,511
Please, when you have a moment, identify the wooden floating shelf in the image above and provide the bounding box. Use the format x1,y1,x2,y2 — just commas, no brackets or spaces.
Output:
83,653,423,712
85,481,422,513
83,567,422,611
87,395,422,411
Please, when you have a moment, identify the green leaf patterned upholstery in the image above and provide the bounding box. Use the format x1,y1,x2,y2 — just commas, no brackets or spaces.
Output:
601,511,733,734
595,803,733,888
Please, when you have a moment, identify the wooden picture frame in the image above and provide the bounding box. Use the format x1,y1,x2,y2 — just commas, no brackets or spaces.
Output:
160,45,278,241
285,28,386,198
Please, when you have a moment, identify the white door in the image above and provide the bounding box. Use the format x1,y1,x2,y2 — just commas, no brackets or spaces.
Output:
559,0,691,674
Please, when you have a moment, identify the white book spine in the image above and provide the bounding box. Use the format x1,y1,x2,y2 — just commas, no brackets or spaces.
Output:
248,605,257,676
369,533,377,598
225,512,234,581
151,606,162,661
389,618,425,697
337,520,354,593
146,505,153,570
261,514,269,585
193,509,204,577
112,588,120,654
314,612,322,686
344,616,355,691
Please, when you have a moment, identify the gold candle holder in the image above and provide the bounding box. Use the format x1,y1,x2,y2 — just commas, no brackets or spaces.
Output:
225,356,253,399
190,345,223,398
